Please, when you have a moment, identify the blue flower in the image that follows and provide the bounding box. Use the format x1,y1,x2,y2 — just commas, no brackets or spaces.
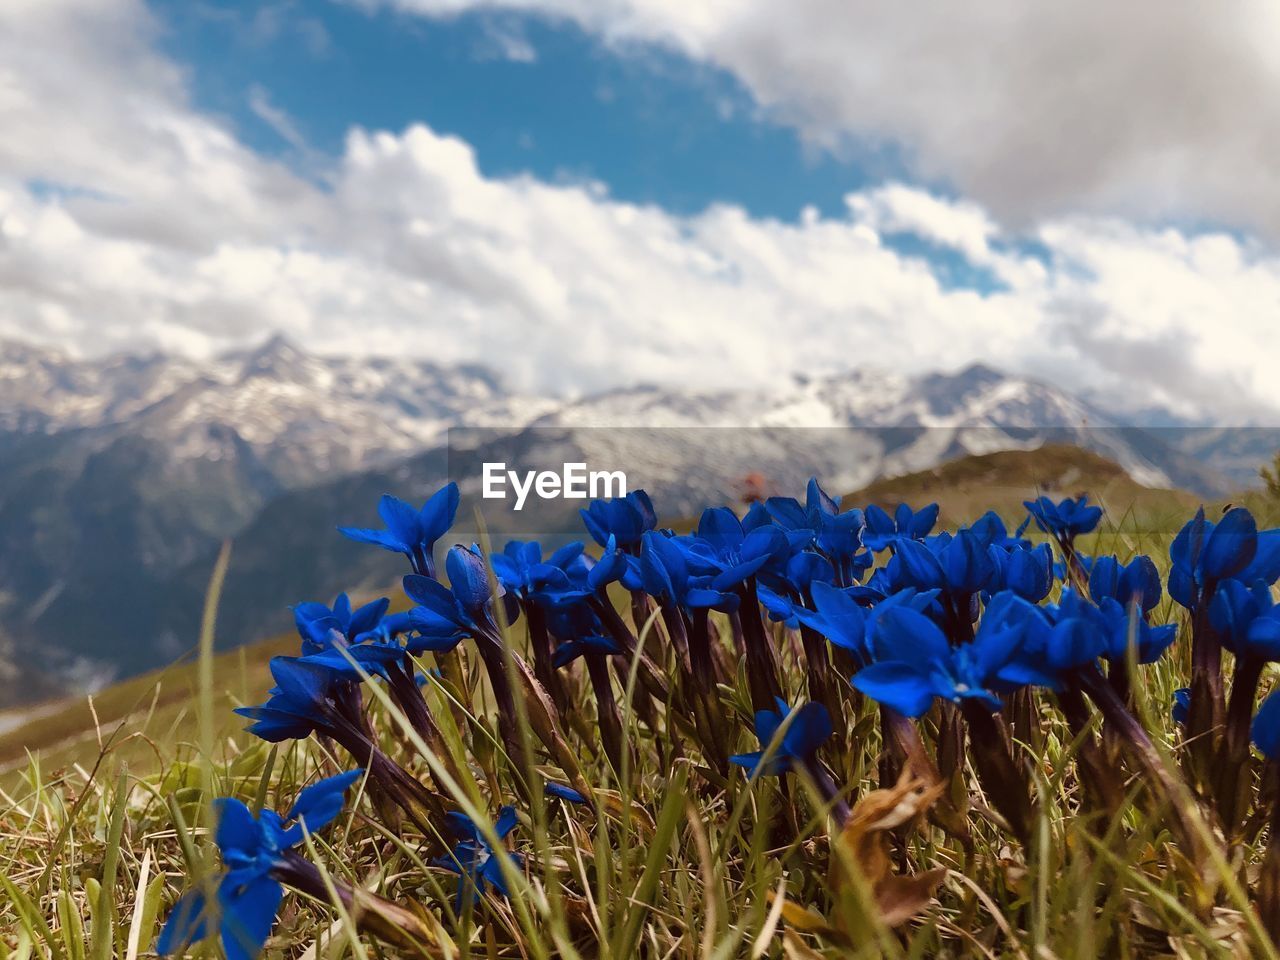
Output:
765,478,871,582
581,490,657,551
800,581,870,661
491,540,589,604
584,534,630,592
729,699,833,776
863,502,940,552
293,593,391,655
799,582,940,665
338,483,459,576
1169,507,1262,608
550,633,620,668
296,642,409,683
1023,495,1103,542
968,511,1032,551
1210,579,1280,661
852,593,1045,717
991,542,1053,602
1172,688,1191,726
687,507,790,590
891,530,999,596
403,544,513,653
544,782,588,804
235,657,353,743
1252,690,1280,761
158,771,362,960
634,531,738,612
757,553,837,627
1089,555,1162,613
1020,589,1174,679
432,807,523,910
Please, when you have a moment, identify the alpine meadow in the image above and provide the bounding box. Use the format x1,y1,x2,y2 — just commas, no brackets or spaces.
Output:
11,0,1280,956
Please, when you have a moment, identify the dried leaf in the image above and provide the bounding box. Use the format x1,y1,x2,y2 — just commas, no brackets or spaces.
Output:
829,770,946,927
874,868,947,927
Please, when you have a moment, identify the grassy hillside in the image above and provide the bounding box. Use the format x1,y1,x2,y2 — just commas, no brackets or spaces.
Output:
852,443,1203,527
0,634,295,781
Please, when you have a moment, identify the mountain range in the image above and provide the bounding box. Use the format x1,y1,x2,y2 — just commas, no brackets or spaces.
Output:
0,334,1274,709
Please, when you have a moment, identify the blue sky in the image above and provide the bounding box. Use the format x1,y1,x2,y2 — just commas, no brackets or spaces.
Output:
153,1,897,221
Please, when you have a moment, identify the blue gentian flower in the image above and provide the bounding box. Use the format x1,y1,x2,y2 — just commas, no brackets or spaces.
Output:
729,699,833,776
969,511,1032,551
852,593,1046,717
799,582,940,665
293,593,391,655
338,483,460,576
360,610,413,644
757,552,836,622
544,782,588,804
296,642,408,683
403,544,514,653
550,633,621,668
1169,506,1266,609
862,502,940,552
1172,688,1191,726
991,542,1053,602
158,771,363,960
1252,691,1280,761
634,531,738,612
801,581,870,662
1210,579,1280,661
432,807,523,910
491,540,589,603
1023,495,1103,542
581,490,657,552
1089,555,1162,613
891,530,998,597
584,534,630,593
687,507,790,591
236,657,359,742
1020,588,1173,681
765,478,871,583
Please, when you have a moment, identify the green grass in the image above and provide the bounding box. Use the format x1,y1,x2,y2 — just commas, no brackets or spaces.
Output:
5,473,1280,958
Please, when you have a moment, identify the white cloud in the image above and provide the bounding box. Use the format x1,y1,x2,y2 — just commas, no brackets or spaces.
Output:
474,16,538,62
248,85,310,151
366,0,1280,239
2,0,1280,425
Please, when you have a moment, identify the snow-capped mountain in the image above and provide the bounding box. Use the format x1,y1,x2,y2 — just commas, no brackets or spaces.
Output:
513,363,1225,502
0,335,556,484
0,334,1262,709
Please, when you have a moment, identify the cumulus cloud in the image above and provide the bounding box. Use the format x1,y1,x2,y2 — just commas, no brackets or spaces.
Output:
2,0,1280,424
366,0,1280,239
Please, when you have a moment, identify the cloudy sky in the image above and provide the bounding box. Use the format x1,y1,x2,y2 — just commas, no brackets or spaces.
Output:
1,0,1278,422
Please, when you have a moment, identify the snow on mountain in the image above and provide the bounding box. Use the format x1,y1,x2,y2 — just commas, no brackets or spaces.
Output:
0,334,556,485
1,335,1237,504
520,362,1211,500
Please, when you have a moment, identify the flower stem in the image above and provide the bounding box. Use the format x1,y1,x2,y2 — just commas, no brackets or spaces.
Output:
736,579,784,713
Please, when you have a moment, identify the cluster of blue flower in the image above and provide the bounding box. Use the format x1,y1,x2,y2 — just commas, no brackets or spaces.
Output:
159,479,1280,955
